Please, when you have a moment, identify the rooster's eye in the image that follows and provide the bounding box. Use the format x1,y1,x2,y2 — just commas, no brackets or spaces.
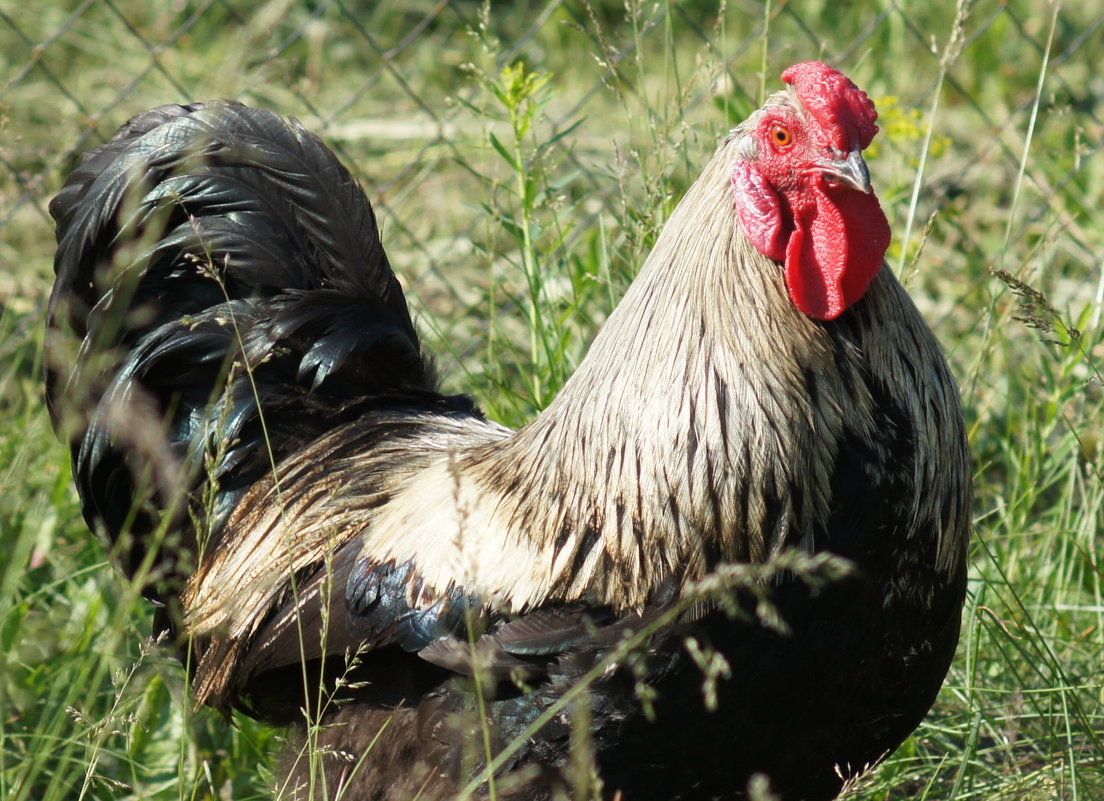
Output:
771,125,793,148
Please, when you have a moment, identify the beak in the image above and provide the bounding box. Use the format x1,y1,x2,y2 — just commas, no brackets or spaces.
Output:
818,150,873,194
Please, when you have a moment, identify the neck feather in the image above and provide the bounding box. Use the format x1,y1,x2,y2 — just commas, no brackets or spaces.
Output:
469,139,844,607
467,131,968,612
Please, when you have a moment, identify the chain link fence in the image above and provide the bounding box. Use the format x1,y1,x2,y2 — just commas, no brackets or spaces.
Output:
1,0,1102,376
2,3,1103,796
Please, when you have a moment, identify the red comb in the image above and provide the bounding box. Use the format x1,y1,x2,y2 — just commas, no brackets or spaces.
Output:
781,62,879,151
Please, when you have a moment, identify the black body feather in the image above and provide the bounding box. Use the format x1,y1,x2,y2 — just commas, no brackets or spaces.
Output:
48,102,437,585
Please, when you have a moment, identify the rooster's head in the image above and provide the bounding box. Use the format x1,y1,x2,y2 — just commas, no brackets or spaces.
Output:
732,61,891,321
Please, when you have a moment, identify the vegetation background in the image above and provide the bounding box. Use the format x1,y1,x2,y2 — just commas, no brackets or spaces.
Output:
1,0,1102,798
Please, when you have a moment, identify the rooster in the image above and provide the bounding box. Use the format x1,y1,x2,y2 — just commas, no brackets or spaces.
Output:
47,62,971,801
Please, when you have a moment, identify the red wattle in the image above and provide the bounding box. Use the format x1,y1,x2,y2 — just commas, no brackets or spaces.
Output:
784,183,890,320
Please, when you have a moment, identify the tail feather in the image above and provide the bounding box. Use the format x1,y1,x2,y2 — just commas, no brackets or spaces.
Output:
47,101,435,587
50,102,415,339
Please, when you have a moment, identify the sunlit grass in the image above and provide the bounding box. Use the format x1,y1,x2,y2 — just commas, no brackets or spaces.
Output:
1,0,1102,798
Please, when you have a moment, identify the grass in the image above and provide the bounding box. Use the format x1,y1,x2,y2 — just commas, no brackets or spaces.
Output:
1,0,1103,798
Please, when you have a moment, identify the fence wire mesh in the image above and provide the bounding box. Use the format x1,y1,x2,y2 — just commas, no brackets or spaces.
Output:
1,0,1101,379
2,2,1104,798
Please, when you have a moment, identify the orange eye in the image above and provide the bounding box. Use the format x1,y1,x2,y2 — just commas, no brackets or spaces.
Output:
771,125,793,148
